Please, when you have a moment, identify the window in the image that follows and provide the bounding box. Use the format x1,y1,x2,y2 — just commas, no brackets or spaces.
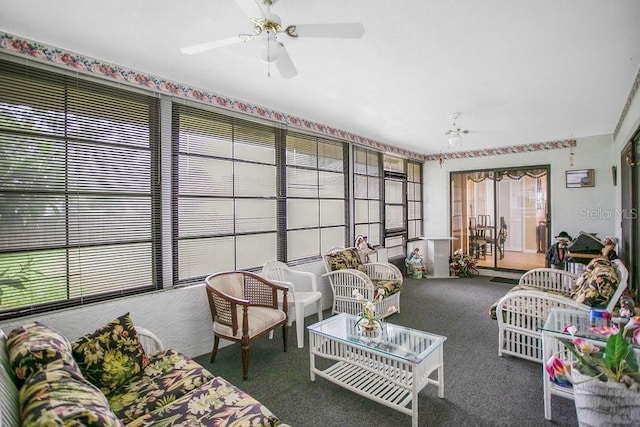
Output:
0,57,421,320
383,155,407,259
353,147,382,246
286,132,346,261
407,161,423,239
0,59,160,319
174,105,278,283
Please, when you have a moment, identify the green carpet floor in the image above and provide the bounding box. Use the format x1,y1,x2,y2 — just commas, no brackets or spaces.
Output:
194,275,578,426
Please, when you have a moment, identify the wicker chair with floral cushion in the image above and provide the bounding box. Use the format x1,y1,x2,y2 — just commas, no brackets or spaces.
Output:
205,271,289,380
322,246,403,317
492,258,628,363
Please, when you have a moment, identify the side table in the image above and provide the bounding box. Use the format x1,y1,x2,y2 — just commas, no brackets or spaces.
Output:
425,236,457,279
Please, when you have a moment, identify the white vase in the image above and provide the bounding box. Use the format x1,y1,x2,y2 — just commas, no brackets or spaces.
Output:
572,370,640,427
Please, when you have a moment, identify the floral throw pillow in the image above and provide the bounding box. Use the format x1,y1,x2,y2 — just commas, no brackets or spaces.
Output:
71,313,147,393
6,321,78,388
570,259,619,307
325,248,366,273
20,365,123,427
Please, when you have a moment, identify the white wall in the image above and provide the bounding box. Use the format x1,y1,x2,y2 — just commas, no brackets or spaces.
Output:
424,134,618,244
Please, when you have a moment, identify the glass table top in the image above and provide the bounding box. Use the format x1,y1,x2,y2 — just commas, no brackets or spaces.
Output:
307,313,446,363
541,308,638,347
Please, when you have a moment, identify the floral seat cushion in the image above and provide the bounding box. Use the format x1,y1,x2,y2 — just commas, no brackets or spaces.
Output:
125,376,281,427
373,279,402,296
106,349,215,424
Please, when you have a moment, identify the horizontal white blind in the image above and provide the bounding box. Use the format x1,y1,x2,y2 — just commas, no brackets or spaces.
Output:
286,132,346,261
174,105,277,281
408,161,423,239
0,59,160,319
353,146,382,246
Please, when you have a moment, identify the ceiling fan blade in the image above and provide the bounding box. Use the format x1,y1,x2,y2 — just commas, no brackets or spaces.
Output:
234,0,266,19
276,47,297,79
180,37,243,55
287,23,365,39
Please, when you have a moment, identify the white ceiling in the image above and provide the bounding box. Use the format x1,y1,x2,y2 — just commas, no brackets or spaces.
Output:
1,0,639,156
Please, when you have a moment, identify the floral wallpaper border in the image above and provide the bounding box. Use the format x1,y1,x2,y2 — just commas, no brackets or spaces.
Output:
0,32,619,163
613,65,640,140
423,139,576,162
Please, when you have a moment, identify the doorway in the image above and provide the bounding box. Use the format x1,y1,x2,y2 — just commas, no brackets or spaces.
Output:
620,134,639,292
450,166,550,271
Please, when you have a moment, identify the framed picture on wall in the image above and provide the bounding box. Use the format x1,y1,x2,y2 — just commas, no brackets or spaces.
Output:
566,169,595,188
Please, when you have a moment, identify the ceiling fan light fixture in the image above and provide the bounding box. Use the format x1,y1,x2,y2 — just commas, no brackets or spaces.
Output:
259,31,283,63
448,133,462,146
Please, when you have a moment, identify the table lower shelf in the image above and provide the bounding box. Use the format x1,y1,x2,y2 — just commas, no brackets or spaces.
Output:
313,361,415,416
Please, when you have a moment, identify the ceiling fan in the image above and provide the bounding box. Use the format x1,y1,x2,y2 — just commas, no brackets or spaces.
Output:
179,0,365,79
444,112,469,146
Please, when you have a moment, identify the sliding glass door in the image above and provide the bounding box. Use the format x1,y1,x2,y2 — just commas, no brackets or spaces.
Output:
450,166,549,271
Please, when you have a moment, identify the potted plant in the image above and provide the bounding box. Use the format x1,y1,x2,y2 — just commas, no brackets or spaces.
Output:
449,249,478,278
352,288,396,332
545,317,640,425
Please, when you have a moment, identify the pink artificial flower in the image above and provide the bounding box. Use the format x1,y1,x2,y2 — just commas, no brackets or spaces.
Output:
563,324,577,335
572,337,600,354
589,326,619,338
545,353,572,387
624,316,640,331
633,328,640,346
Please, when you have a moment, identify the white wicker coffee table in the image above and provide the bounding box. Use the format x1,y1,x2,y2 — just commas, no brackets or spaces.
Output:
308,313,446,427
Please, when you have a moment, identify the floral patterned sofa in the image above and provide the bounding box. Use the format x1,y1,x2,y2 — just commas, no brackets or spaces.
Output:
0,313,288,426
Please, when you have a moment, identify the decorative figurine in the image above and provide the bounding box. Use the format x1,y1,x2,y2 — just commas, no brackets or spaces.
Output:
405,248,425,278
612,295,635,325
354,234,376,264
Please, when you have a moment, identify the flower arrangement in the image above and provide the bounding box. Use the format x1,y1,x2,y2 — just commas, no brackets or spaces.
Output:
449,249,478,277
352,288,396,331
545,316,640,390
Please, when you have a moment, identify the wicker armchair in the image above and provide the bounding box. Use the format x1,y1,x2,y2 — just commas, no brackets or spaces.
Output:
321,247,403,317
205,271,289,380
494,259,628,363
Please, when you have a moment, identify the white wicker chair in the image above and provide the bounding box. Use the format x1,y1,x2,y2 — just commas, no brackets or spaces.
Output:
495,259,628,363
321,246,403,318
135,326,165,355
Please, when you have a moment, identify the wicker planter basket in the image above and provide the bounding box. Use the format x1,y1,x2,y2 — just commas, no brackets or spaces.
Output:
572,370,640,427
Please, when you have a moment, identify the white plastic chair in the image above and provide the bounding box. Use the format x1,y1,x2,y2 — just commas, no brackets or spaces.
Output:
261,261,323,349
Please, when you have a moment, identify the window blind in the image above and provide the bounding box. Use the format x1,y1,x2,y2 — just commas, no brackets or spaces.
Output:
286,132,346,261
353,146,382,246
174,105,278,283
407,161,423,239
383,154,407,259
0,59,160,319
